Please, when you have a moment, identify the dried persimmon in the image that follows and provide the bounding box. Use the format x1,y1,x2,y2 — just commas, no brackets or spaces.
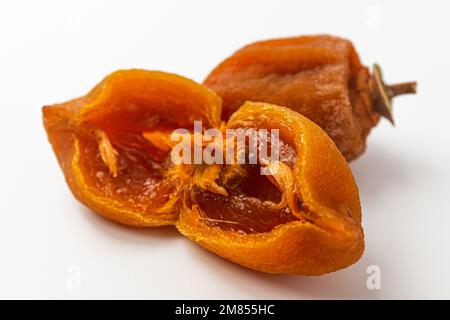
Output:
177,102,363,275
43,70,221,226
44,70,363,275
204,35,416,160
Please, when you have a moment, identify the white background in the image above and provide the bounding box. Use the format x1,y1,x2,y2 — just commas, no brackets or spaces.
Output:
0,0,449,299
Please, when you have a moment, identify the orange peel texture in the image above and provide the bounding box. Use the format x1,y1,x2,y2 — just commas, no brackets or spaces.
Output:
43,70,364,275
204,35,379,161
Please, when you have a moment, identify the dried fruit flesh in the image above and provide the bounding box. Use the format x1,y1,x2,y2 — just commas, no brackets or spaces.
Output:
190,164,297,234
43,70,221,226
177,102,364,275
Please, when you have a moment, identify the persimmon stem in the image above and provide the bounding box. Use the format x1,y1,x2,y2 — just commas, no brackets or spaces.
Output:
387,82,417,98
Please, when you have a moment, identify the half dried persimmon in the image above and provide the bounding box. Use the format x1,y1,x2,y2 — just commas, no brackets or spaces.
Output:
43,69,221,226
177,102,364,275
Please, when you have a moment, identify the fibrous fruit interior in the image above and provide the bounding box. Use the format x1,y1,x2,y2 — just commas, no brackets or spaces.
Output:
187,136,303,234
77,127,179,215
88,122,304,235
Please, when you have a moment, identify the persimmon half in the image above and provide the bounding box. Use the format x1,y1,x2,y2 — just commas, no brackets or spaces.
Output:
43,69,221,226
44,70,364,275
177,102,364,275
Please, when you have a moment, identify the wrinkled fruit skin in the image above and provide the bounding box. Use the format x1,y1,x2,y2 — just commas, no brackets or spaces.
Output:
43,70,364,275
204,35,380,161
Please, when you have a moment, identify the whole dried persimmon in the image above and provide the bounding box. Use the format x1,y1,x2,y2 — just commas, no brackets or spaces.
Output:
43,69,221,226
204,35,417,161
177,102,364,275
